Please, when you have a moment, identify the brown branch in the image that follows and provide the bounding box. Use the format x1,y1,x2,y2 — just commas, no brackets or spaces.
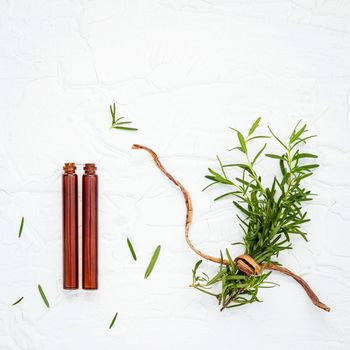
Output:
263,263,330,312
132,143,330,312
132,144,222,264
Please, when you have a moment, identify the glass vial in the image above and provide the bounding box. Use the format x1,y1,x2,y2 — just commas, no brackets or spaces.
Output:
82,163,98,289
63,163,79,289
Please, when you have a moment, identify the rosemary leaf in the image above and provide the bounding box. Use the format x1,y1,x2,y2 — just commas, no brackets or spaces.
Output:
113,126,138,131
12,296,24,306
265,153,283,159
144,245,161,279
38,284,50,308
248,117,261,136
18,217,24,238
109,311,118,329
127,238,137,261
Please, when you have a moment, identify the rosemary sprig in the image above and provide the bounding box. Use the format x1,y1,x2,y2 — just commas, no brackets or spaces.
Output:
38,284,50,308
18,217,24,238
144,245,161,279
109,311,118,329
127,238,137,261
110,103,138,131
12,296,24,306
191,118,321,310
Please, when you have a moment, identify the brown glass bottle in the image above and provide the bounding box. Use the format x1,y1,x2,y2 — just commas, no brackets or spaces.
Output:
82,163,98,289
63,163,79,289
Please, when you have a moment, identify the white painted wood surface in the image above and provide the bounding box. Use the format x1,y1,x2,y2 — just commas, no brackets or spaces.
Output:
1,1,349,349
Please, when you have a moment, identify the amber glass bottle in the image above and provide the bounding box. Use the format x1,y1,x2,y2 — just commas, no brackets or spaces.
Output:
82,163,98,289
63,163,79,289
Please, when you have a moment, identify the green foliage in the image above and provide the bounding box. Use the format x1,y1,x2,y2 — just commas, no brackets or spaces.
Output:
144,245,161,279
191,119,318,310
18,217,24,238
38,284,50,308
127,237,137,261
12,296,24,306
109,311,118,329
110,103,138,131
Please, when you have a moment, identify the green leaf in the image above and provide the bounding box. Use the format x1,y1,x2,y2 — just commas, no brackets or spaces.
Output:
235,178,257,190
225,248,235,267
127,238,137,261
193,260,202,275
291,135,317,149
214,191,240,201
294,164,319,172
110,103,116,124
18,217,24,238
248,117,261,136
252,143,267,165
229,146,245,153
113,126,138,131
237,131,247,153
38,284,50,308
208,168,233,185
233,201,251,217
247,135,270,141
279,159,287,176
144,245,161,279
290,124,307,144
12,297,24,306
268,126,287,150
219,250,224,266
297,172,313,181
216,155,228,179
114,116,124,123
115,121,132,125
207,270,225,286
204,175,216,182
293,153,318,160
223,163,253,175
109,312,118,329
265,154,283,160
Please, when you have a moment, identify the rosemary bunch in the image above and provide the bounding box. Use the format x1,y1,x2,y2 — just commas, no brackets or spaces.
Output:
191,118,321,310
132,119,329,312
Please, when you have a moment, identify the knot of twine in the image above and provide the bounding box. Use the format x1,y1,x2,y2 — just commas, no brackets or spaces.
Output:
234,254,262,276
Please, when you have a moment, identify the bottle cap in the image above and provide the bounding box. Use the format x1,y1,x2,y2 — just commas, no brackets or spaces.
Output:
63,163,76,174
84,163,97,175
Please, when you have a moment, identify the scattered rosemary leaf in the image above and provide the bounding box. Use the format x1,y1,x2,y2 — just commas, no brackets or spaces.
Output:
12,296,24,306
144,245,161,279
38,284,50,308
109,311,118,329
127,238,137,261
110,103,138,131
18,217,24,238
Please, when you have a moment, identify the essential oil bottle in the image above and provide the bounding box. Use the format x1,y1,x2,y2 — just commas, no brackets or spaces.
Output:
82,163,98,289
63,163,79,289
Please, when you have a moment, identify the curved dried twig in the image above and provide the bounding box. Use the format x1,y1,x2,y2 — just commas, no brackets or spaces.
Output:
132,143,330,312
262,263,330,311
132,144,219,263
